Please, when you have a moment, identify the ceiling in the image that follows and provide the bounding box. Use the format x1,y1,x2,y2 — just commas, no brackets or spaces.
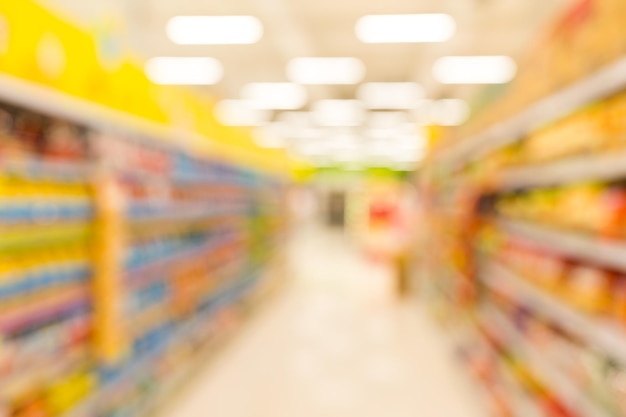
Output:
41,0,574,100
39,0,574,167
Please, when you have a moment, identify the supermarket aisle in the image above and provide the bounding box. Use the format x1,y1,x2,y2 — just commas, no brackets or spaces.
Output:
161,224,484,417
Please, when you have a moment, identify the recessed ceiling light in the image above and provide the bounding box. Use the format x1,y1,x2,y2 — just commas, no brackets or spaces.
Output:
358,83,424,109
215,100,270,126
145,57,223,85
167,16,263,45
287,58,365,85
356,14,455,44
433,56,517,84
312,100,365,127
241,83,307,110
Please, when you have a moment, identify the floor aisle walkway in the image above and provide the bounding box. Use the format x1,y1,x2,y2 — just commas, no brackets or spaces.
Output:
162,225,485,417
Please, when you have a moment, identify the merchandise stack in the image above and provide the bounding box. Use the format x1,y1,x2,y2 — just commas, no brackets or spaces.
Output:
420,0,626,416
0,92,286,416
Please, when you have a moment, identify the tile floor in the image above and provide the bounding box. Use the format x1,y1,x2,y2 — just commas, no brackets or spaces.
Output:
161,225,485,417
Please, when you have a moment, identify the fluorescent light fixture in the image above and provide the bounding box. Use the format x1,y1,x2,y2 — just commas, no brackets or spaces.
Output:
145,57,223,85
312,100,365,127
356,14,455,43
287,57,365,85
358,82,424,109
433,55,517,84
167,16,263,45
241,83,307,110
215,100,271,126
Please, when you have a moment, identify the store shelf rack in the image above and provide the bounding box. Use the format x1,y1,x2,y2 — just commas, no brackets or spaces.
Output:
61,272,262,417
499,150,626,190
441,56,626,170
498,218,626,272
482,262,626,367
479,304,611,417
0,70,287,417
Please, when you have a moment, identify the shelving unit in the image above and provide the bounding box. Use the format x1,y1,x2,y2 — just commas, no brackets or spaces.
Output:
419,5,626,415
441,55,626,170
0,75,287,417
499,150,626,190
498,219,626,272
479,305,611,417
483,263,626,366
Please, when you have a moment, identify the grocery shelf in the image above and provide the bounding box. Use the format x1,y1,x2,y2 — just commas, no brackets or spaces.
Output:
128,204,247,222
482,262,626,366
499,150,626,190
442,315,540,417
0,286,90,333
0,350,88,402
0,158,92,181
0,51,286,417
493,358,544,417
480,305,611,417
477,319,545,417
0,72,184,152
61,273,261,417
125,235,237,284
441,56,626,169
498,218,626,272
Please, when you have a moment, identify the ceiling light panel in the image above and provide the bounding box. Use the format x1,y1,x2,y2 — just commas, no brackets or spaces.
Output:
358,83,424,109
356,14,456,44
433,56,517,84
215,100,271,126
167,16,263,45
312,100,365,127
287,58,365,85
145,57,223,85
241,83,307,110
